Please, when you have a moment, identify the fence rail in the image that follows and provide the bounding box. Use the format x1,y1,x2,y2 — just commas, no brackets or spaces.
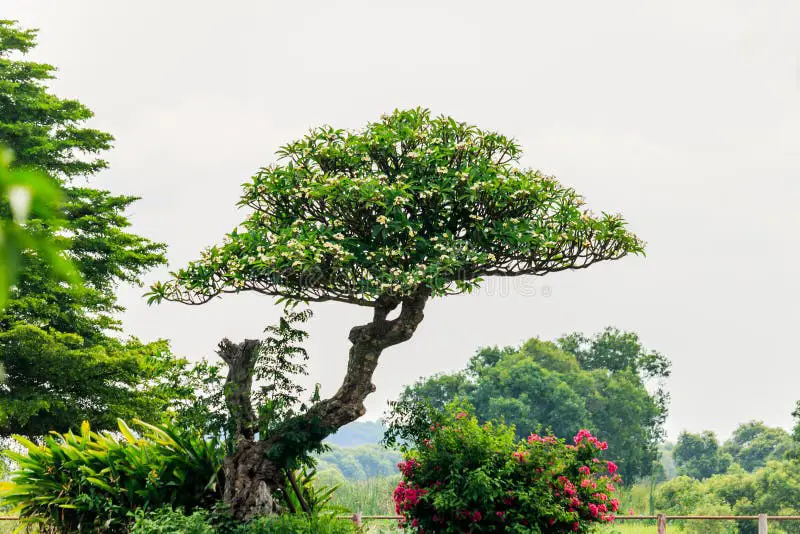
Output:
338,513,800,533
4,513,800,532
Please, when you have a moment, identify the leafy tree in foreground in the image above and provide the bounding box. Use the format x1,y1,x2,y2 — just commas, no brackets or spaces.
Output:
673,430,732,480
0,20,177,436
149,108,644,518
0,148,76,308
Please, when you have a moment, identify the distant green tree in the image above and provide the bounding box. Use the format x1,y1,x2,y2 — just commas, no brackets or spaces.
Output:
558,327,671,423
470,341,591,439
0,20,177,437
399,331,668,482
722,421,793,472
673,431,732,480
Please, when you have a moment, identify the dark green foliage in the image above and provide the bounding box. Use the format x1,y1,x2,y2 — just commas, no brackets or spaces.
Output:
243,513,355,533
129,507,356,534
129,508,216,534
722,421,793,472
0,20,171,437
0,148,76,308
0,324,196,436
0,21,113,178
673,431,732,480
0,419,224,532
398,328,669,482
167,359,230,443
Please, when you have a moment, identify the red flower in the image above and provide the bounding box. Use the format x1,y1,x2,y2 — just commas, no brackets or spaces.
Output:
607,461,618,475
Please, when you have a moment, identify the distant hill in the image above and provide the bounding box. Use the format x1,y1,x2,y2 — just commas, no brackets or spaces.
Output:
324,420,386,447
316,444,401,480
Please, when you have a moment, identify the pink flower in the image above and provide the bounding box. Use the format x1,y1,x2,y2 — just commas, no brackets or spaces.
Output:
397,458,419,477
588,503,599,518
455,411,468,419
579,465,591,475
607,461,618,475
512,450,529,462
572,521,580,531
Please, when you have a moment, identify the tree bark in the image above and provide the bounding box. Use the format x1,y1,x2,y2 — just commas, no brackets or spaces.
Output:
218,287,431,521
217,339,285,520
222,440,283,520
217,338,260,441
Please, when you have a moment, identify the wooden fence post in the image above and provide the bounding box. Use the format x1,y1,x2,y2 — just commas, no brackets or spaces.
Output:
758,514,768,534
657,513,667,534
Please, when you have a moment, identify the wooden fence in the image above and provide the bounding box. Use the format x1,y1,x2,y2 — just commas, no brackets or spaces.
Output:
338,513,800,533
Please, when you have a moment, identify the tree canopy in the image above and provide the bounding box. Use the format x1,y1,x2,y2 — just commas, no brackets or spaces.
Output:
397,328,669,482
673,431,733,480
149,108,643,307
0,20,177,436
721,421,793,472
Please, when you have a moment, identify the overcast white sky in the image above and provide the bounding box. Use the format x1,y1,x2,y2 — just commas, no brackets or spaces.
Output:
7,0,800,441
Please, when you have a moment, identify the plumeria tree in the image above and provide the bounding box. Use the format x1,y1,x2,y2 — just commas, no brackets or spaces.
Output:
149,108,644,519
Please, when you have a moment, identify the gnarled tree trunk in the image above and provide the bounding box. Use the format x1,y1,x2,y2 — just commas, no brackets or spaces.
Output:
217,339,284,520
218,287,431,521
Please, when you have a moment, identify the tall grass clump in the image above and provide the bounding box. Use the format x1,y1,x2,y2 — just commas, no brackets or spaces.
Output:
328,475,399,515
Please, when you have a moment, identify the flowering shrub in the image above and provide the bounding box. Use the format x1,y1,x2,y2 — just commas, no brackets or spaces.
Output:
392,406,622,533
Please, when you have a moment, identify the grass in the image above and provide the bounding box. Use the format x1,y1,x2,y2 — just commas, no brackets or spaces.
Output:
328,475,399,515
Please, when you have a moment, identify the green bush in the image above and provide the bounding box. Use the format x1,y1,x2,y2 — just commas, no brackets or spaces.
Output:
245,514,355,533
129,507,355,534
129,508,214,534
0,419,223,532
392,404,622,533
